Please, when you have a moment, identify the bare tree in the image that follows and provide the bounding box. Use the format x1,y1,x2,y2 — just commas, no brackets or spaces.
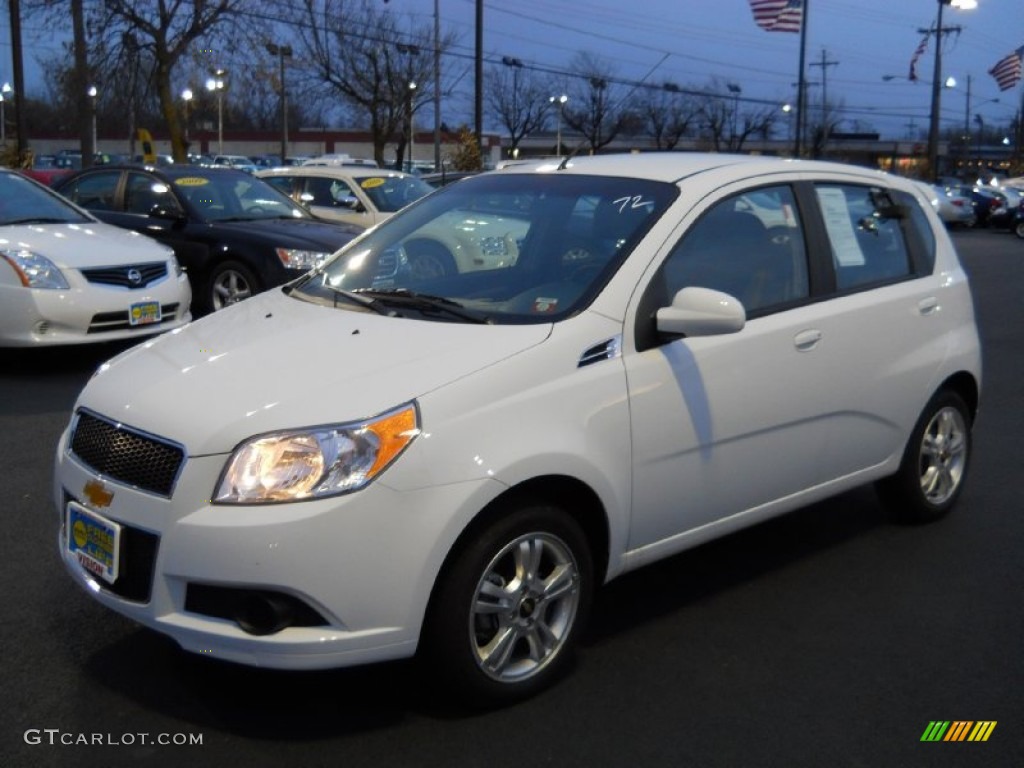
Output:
698,80,777,152
637,85,701,150
561,53,631,154
291,0,456,168
25,1,250,162
486,63,550,158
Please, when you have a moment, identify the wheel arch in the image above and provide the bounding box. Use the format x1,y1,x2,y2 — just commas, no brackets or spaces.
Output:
419,473,611,642
939,370,980,422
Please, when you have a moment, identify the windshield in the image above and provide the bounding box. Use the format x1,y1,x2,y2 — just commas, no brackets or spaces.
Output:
0,172,92,225
355,174,434,213
291,172,677,324
172,172,311,222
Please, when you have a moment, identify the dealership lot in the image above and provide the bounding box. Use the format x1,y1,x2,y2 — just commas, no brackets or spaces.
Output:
2,229,1021,767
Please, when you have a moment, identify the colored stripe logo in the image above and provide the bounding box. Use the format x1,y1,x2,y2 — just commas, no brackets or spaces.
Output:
921,721,997,742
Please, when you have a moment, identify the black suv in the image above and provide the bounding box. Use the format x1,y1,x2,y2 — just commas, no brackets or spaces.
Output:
55,165,360,314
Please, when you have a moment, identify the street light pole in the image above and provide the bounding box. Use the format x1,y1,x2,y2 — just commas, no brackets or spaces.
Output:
0,83,10,143
206,70,226,155
408,81,417,172
550,94,567,156
182,88,193,147
87,85,97,157
266,43,293,163
727,83,741,149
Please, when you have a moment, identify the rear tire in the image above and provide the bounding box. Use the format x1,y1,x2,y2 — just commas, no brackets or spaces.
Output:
876,390,972,524
421,501,593,707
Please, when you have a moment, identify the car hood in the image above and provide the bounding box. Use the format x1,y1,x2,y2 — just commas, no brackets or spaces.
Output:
0,221,171,268
211,217,361,249
79,289,551,455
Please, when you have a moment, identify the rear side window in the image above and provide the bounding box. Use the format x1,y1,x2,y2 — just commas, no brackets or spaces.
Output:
59,171,120,211
815,184,917,291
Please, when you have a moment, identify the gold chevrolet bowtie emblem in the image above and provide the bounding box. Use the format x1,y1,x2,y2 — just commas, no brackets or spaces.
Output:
83,479,114,508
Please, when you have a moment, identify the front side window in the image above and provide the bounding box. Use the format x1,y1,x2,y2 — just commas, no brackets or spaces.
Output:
657,185,809,315
125,172,181,215
289,173,677,324
815,184,913,291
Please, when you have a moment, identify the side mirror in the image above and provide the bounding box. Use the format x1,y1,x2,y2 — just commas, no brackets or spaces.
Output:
148,205,185,221
656,286,746,337
336,195,362,211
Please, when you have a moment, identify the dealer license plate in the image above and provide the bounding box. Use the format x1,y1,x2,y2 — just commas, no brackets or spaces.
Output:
66,502,121,584
129,301,161,326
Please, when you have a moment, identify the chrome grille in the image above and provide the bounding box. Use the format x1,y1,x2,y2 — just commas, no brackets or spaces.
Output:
80,262,168,288
69,410,185,497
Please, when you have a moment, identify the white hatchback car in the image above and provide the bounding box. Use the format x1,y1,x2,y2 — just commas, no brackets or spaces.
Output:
1,170,191,346
55,154,981,705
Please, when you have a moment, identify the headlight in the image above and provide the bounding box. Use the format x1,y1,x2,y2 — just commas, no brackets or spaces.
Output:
213,403,419,504
1,249,70,289
168,252,184,277
275,247,334,270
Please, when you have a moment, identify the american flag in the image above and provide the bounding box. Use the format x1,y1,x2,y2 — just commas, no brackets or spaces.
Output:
748,0,803,34
988,47,1024,91
909,36,929,82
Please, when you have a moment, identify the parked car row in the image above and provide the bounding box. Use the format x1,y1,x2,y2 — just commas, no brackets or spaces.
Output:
51,165,361,316
3,151,457,347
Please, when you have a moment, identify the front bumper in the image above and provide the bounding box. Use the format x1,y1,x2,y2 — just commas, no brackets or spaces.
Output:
54,424,492,669
0,273,191,347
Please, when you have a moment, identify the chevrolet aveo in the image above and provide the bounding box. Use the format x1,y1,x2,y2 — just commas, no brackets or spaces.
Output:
55,154,981,705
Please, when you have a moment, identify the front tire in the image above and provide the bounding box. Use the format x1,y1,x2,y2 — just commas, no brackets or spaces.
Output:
206,260,260,313
421,501,593,707
877,390,972,524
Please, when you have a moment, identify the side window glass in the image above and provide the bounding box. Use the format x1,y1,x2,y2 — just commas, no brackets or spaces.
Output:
660,185,808,314
262,176,293,197
897,188,937,273
330,179,357,203
62,171,120,211
815,184,913,290
125,172,179,215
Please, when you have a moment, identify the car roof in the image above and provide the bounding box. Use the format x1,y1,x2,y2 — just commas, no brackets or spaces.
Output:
256,166,417,180
494,152,900,187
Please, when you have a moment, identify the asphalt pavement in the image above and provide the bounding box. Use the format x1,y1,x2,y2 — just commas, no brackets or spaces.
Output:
2,229,1021,768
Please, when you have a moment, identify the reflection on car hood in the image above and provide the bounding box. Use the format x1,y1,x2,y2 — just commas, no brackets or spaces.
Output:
0,222,171,268
211,217,362,249
79,289,551,455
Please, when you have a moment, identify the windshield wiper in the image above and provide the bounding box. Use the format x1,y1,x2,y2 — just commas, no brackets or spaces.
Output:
353,288,492,324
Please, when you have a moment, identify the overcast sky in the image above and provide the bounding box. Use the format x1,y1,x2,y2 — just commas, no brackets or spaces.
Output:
2,0,1020,140
421,0,1022,139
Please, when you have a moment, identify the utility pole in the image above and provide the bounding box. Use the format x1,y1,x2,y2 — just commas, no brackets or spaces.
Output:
474,0,483,158
72,0,93,167
8,0,26,161
921,6,963,181
809,47,838,152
